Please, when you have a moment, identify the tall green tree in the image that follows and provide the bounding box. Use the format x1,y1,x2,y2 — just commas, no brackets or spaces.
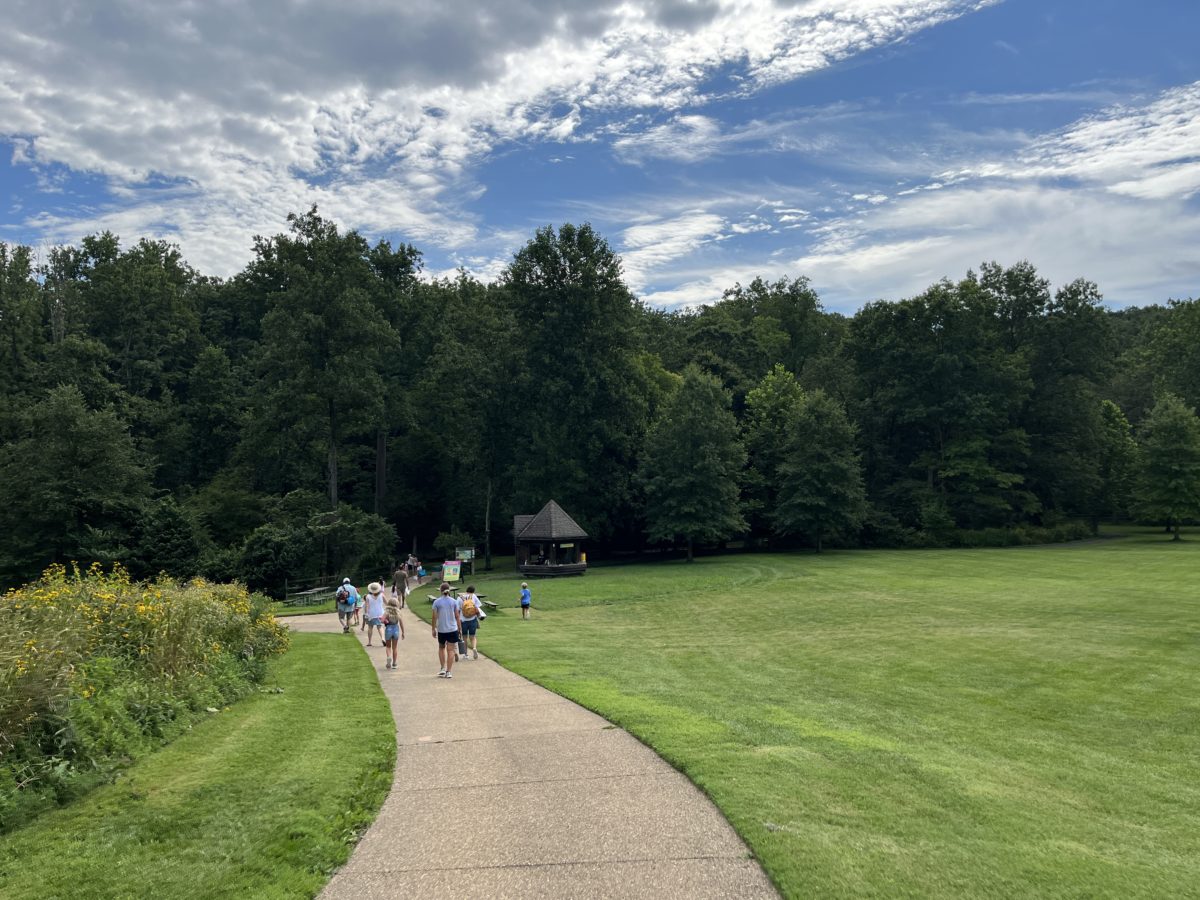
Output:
639,366,746,561
1091,400,1138,530
1148,298,1200,410
242,207,408,509
403,274,522,564
0,385,151,584
1136,393,1200,541
847,277,1034,530
743,364,806,542
1013,276,1113,519
0,243,42,440
503,223,649,539
774,390,867,552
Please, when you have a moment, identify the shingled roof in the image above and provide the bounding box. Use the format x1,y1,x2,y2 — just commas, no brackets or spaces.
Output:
515,500,588,541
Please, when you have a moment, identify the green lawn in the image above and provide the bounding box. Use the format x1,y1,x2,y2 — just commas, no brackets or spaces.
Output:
452,531,1200,897
272,598,336,617
0,633,394,899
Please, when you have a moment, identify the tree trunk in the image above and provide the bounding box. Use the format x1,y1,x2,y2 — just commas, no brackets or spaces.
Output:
374,428,386,514
327,400,338,511
484,478,493,570
686,537,694,562
1172,519,1181,541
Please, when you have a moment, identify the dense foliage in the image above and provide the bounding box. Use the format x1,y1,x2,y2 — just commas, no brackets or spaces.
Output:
0,564,289,830
1,211,1198,584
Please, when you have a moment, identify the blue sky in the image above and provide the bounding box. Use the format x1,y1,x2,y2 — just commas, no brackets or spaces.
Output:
2,0,1198,311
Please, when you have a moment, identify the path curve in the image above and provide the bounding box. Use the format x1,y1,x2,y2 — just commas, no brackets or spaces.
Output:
288,607,777,899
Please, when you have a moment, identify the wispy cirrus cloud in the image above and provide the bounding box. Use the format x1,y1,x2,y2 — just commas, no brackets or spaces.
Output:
613,81,1200,310
779,80,1200,305
0,0,996,274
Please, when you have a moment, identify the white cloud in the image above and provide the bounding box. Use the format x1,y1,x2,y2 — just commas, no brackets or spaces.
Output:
1013,81,1200,200
789,184,1200,305
620,211,728,289
624,82,1200,310
774,82,1200,305
0,0,991,273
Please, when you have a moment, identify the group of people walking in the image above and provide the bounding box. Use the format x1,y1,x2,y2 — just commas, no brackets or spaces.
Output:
336,568,531,677
430,581,487,678
335,571,408,670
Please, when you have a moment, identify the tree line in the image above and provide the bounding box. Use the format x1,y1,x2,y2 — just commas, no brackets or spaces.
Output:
1,209,1198,590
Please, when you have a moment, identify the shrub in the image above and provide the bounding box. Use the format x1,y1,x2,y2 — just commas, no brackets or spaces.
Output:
0,564,288,832
433,529,475,562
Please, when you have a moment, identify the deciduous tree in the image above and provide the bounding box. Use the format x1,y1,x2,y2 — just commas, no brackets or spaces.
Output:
774,390,866,552
1136,393,1200,540
639,366,746,561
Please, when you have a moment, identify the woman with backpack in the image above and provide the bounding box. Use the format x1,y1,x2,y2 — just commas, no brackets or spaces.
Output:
459,585,482,660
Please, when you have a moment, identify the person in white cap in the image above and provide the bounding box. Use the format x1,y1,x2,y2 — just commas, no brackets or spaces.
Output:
335,578,358,633
519,582,531,620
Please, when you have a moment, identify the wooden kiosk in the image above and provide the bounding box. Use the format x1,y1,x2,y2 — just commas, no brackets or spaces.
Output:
514,500,588,576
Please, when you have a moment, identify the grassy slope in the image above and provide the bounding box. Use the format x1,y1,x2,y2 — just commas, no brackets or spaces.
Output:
458,532,1200,897
0,633,393,900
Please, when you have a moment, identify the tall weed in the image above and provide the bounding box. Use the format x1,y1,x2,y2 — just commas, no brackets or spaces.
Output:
0,564,288,831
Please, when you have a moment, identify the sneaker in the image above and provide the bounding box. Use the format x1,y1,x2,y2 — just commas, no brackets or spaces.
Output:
438,669,447,677
473,649,478,660
444,672,452,679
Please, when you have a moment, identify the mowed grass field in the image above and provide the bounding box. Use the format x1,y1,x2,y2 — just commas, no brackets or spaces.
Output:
461,531,1199,898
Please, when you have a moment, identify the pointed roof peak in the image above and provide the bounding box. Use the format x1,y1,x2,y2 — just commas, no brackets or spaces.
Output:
517,500,588,541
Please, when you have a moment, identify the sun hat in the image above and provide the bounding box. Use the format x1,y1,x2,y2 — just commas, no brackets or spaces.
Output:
521,582,528,588
342,577,351,585
368,581,382,594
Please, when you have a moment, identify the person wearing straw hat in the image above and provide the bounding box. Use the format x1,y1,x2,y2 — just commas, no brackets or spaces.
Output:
364,582,386,646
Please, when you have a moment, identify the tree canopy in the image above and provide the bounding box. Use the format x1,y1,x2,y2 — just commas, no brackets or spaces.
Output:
0,214,1194,589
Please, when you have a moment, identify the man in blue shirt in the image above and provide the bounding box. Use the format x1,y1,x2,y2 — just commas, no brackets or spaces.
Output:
431,582,462,678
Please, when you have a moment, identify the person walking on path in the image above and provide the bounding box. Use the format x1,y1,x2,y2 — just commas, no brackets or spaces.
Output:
383,590,405,669
431,582,462,678
391,563,409,608
519,581,532,620
363,582,386,646
335,578,359,633
459,585,482,660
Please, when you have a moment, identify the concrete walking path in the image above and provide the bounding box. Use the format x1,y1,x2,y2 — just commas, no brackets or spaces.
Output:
288,606,777,899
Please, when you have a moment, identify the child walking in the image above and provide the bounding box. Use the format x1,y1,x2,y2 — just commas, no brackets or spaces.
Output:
519,582,531,620
383,590,405,670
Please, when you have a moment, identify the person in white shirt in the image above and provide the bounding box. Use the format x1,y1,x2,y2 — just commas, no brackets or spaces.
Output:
364,582,386,646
